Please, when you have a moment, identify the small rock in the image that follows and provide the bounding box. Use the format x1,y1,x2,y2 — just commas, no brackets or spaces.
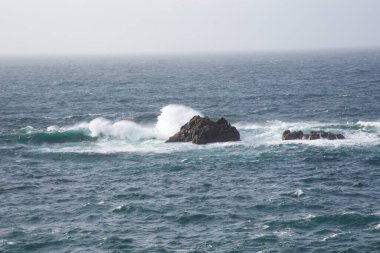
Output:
282,130,345,141
282,130,304,140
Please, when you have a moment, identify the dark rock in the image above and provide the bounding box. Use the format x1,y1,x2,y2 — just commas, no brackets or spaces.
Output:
216,117,229,125
310,132,321,140
282,130,291,137
336,134,345,139
282,130,345,141
320,131,329,138
166,115,240,144
282,130,304,140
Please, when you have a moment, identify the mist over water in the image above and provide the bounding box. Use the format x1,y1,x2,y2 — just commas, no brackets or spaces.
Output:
1,51,380,252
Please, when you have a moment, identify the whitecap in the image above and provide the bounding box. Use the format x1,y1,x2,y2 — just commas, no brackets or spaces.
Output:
155,104,203,138
45,104,201,142
322,233,342,241
30,105,380,154
0,240,15,245
292,189,304,197
114,205,123,210
274,229,293,237
304,214,316,219
47,125,59,132
357,121,380,129
20,126,34,133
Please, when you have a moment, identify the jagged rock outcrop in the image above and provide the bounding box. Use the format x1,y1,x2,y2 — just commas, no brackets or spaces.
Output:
166,116,240,144
282,130,345,140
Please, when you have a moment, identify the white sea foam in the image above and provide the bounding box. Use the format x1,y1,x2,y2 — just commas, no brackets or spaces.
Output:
115,205,123,210
304,214,316,219
37,104,380,154
46,104,202,141
237,120,380,148
37,139,223,154
155,104,203,138
48,122,90,132
20,126,34,133
292,189,304,197
322,233,342,241
357,121,380,130
0,240,15,245
88,118,155,141
274,229,293,237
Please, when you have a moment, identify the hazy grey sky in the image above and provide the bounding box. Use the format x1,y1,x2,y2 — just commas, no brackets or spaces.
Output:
0,0,379,55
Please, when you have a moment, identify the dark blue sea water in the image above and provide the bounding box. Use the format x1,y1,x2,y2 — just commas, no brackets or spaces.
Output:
1,50,380,252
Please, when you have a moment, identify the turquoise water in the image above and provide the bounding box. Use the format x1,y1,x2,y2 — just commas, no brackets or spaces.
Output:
1,50,380,252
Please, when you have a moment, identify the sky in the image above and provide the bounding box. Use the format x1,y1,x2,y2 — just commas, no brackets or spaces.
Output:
0,0,379,56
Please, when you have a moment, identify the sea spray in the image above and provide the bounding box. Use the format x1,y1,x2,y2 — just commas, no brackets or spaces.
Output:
39,104,203,143
88,118,155,141
1,106,380,150
155,104,203,138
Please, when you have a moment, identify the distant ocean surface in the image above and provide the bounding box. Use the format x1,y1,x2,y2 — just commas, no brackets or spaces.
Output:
1,50,380,252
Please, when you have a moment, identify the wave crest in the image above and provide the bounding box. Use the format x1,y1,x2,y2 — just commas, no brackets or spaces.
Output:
1,104,202,145
83,104,201,141
2,105,380,153
1,129,95,144
155,104,203,138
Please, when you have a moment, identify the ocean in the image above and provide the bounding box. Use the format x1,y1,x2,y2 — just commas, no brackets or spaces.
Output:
1,50,380,252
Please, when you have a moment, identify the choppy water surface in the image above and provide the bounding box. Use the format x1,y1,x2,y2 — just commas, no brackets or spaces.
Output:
1,50,380,252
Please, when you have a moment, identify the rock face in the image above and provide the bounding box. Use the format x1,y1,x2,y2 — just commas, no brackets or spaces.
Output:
166,116,240,144
282,130,345,140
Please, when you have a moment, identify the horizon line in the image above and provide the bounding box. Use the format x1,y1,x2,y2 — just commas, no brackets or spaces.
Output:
1,46,380,59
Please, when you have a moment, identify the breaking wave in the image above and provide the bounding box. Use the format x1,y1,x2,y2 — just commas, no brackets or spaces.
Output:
1,104,379,153
47,104,202,142
0,104,201,145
